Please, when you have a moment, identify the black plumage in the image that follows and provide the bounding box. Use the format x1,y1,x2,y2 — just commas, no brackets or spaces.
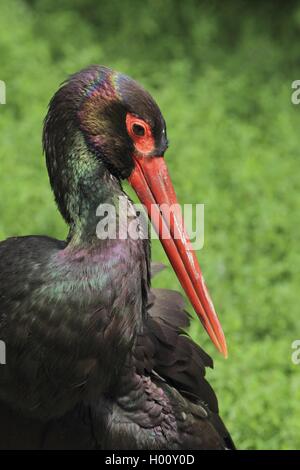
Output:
0,66,235,449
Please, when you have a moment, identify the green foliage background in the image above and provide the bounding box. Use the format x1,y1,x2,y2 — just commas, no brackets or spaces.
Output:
0,0,300,449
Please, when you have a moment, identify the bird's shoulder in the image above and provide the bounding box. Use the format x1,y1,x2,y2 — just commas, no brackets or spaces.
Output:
0,235,110,420
0,234,66,256
0,235,66,281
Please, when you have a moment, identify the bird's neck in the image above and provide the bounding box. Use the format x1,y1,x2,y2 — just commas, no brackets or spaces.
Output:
51,131,124,248
66,165,123,249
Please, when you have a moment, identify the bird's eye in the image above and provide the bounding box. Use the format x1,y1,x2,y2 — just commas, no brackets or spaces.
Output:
132,123,145,137
126,113,154,154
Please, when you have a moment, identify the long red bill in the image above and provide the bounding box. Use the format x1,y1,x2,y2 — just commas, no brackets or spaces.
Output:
128,155,228,357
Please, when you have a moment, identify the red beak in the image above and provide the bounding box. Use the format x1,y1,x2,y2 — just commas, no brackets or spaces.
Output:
128,155,228,357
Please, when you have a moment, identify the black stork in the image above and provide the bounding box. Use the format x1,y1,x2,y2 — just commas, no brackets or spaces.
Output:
0,66,235,450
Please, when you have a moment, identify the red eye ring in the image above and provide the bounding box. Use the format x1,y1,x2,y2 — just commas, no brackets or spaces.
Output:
126,114,151,140
126,113,155,155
